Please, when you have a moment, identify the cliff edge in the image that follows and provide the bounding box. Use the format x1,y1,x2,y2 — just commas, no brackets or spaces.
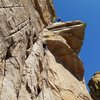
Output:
0,0,92,100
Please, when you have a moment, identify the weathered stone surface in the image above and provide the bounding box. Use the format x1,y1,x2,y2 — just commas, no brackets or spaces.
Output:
0,0,92,100
44,50,92,100
47,21,86,54
43,28,84,80
88,72,100,100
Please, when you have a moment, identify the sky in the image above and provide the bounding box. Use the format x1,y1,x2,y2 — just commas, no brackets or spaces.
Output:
53,0,100,88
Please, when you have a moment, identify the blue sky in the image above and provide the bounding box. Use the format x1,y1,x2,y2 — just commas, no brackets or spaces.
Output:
53,0,100,87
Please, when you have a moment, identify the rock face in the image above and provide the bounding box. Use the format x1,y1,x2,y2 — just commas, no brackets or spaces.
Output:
45,21,86,81
88,72,100,100
0,0,92,100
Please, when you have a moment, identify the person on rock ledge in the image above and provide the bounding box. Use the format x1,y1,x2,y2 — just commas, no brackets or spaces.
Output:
56,17,64,22
54,17,64,22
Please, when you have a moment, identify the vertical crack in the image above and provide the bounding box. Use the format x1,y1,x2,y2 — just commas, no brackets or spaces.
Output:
26,82,32,94
34,0,48,26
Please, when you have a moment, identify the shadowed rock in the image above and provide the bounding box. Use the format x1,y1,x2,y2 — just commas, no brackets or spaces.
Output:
44,21,86,80
88,72,100,100
47,20,86,54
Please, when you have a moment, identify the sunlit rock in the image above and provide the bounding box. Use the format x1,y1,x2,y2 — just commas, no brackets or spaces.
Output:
0,0,92,100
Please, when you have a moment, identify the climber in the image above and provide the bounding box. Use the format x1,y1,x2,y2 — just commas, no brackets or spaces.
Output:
56,17,63,22
43,41,47,50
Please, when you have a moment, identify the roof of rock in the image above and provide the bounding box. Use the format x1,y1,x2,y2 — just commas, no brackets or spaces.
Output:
47,21,86,54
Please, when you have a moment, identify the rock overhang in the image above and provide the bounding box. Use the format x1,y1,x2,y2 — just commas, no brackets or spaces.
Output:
43,20,86,80
47,20,86,54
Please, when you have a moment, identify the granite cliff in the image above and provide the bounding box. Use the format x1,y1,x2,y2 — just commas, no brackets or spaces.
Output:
88,72,100,100
0,0,93,100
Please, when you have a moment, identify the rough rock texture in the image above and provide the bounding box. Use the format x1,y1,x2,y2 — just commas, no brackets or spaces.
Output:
88,72,100,100
0,0,92,100
45,21,86,81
